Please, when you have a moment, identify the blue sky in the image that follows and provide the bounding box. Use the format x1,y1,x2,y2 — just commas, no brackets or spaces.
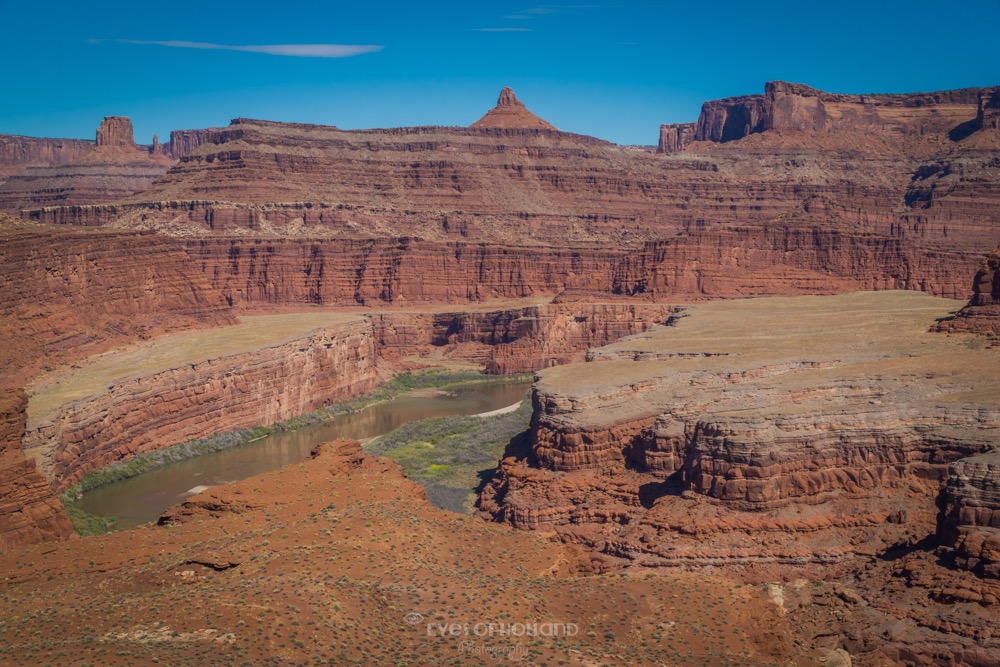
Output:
1,1,998,146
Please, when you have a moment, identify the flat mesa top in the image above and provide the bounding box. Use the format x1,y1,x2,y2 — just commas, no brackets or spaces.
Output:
26,312,366,426
535,291,999,427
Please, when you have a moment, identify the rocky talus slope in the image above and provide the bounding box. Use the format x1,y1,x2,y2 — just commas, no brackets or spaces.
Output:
480,291,1000,663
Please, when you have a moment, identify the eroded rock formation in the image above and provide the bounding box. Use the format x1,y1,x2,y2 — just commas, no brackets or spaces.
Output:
480,293,998,567
374,302,677,373
936,245,1000,337
95,116,135,148
470,87,558,130
937,452,1000,579
0,219,235,386
0,390,74,551
0,135,95,179
480,291,1000,661
0,435,814,665
657,121,696,154
26,317,379,491
685,81,993,146
0,116,174,212
165,128,209,158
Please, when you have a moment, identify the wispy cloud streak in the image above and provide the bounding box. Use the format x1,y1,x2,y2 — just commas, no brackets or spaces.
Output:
111,40,382,58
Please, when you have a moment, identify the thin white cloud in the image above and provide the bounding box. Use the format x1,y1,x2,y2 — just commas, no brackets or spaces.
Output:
474,28,532,32
523,4,599,13
113,39,382,58
503,14,531,18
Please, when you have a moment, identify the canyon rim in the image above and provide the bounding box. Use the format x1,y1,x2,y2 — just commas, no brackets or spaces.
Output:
0,19,999,663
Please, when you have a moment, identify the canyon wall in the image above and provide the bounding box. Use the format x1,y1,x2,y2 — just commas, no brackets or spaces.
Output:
674,81,995,148
0,117,175,212
25,318,379,492
0,160,172,212
374,302,678,373
657,122,696,154
0,390,74,552
166,129,209,158
0,135,95,179
694,94,767,144
0,222,235,385
181,231,976,308
980,88,1000,130
480,293,999,570
762,81,986,136
935,245,1000,336
937,452,1000,579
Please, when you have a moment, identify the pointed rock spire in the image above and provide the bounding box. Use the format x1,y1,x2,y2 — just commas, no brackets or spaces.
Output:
497,87,520,107
471,87,558,131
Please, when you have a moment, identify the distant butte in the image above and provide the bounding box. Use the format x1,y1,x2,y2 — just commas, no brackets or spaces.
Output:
470,87,558,130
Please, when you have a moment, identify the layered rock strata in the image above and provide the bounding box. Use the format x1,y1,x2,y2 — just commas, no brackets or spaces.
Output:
95,116,136,148
0,157,172,211
25,316,379,491
0,117,222,212
0,135,94,179
937,452,1000,578
480,292,1000,572
16,83,994,298
174,231,977,308
0,116,173,212
687,81,994,145
0,219,235,385
373,302,678,373
936,245,1000,337
0,390,74,551
470,87,558,130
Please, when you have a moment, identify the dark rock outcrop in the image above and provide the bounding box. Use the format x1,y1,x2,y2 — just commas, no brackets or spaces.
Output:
95,116,136,148
166,129,209,159
695,94,767,143
657,122,696,154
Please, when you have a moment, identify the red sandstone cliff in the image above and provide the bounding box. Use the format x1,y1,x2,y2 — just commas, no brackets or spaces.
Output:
0,117,175,213
935,246,1000,337
0,135,95,179
26,318,379,491
15,86,991,298
95,116,136,148
374,302,677,374
174,231,977,310
165,128,209,158
0,390,73,552
0,220,235,386
659,80,999,155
